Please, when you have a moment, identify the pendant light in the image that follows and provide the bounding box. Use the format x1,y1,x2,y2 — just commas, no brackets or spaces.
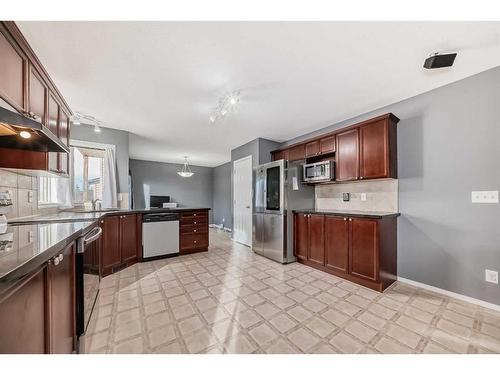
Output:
177,156,194,178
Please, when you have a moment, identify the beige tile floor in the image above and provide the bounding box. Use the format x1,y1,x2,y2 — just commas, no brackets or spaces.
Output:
86,229,500,354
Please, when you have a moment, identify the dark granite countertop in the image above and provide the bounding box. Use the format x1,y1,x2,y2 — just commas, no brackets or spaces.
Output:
8,207,211,224
0,221,96,288
293,209,400,219
1,207,210,287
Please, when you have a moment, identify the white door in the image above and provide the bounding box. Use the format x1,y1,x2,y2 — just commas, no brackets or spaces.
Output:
233,155,253,246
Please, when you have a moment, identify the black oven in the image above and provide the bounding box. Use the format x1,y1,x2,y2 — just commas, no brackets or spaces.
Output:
76,223,102,353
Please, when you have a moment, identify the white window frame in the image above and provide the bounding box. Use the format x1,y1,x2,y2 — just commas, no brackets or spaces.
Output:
38,176,59,208
70,139,115,207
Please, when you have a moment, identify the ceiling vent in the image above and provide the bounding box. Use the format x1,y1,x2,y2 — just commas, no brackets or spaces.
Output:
423,53,457,69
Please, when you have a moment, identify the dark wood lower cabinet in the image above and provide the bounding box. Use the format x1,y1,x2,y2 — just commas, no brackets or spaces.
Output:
48,242,76,354
294,213,308,261
294,213,397,292
349,218,378,282
0,266,47,353
307,215,325,265
180,210,209,254
100,213,140,277
325,216,349,273
0,243,76,354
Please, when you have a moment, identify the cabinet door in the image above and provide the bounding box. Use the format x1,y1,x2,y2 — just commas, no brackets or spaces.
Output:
305,141,320,158
120,214,138,263
271,150,283,161
47,93,59,172
319,135,335,155
288,144,305,161
0,29,26,111
294,213,308,260
101,215,121,270
48,243,75,354
307,214,325,265
349,218,378,281
0,267,47,353
58,110,70,175
325,216,349,273
360,120,388,179
28,66,46,124
336,128,359,181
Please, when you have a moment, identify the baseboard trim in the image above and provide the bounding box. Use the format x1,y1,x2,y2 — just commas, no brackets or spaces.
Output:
397,276,500,312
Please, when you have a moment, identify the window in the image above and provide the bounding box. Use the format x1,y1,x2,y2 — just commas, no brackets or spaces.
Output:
38,176,59,206
72,146,105,205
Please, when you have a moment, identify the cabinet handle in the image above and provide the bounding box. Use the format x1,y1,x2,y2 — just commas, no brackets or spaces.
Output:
194,229,197,233
359,176,364,180
58,254,64,262
53,257,60,266
194,240,197,244
194,221,197,224
343,217,347,221
349,218,352,221
194,214,197,217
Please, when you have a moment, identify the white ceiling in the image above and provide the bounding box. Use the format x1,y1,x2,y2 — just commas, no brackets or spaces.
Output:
18,22,500,167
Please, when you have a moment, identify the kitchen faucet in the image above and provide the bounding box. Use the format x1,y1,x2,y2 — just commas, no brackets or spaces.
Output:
92,199,102,211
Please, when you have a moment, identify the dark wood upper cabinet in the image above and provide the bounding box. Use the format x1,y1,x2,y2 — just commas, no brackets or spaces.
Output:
319,135,335,155
294,213,308,260
288,144,305,161
48,242,75,354
336,128,359,181
325,216,349,273
101,215,121,271
121,214,138,263
305,140,320,158
349,218,378,282
28,66,46,124
58,110,70,175
360,120,388,179
0,28,26,111
270,114,398,183
307,214,325,265
0,267,47,354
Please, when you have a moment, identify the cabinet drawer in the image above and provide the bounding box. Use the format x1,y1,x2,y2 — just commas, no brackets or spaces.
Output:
180,233,208,250
180,224,208,235
180,211,208,219
180,216,208,226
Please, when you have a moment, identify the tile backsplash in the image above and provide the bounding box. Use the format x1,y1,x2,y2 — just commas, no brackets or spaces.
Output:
315,179,398,212
0,169,39,219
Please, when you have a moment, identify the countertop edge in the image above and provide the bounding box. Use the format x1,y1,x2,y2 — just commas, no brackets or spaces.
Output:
292,209,401,219
0,222,97,293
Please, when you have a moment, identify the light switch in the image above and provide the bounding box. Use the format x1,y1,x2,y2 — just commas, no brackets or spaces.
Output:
485,269,498,284
360,193,367,201
471,191,499,203
28,191,34,203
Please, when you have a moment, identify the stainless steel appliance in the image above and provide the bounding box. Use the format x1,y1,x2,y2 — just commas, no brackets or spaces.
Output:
142,212,179,259
76,224,103,353
0,106,69,153
303,160,334,183
252,159,315,263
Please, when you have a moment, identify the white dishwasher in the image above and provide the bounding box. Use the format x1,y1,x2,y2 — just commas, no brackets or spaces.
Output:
142,212,179,260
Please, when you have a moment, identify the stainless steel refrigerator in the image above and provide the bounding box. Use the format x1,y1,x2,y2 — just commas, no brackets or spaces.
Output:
252,159,315,263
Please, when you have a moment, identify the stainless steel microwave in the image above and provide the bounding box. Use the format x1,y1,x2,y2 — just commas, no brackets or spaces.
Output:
303,160,334,182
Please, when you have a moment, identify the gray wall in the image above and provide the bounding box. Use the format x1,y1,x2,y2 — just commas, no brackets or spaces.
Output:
71,124,130,194
229,138,281,231
129,159,213,215
212,162,232,228
282,66,500,305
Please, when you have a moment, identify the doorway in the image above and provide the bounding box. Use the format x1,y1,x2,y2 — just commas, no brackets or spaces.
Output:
233,155,253,246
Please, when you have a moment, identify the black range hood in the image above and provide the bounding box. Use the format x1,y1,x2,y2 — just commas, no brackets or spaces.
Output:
0,106,69,153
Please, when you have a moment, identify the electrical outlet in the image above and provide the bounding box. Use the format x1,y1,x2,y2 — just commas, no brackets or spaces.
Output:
471,191,499,203
28,191,34,203
343,193,350,202
222,218,225,223
485,269,498,284
360,193,367,201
